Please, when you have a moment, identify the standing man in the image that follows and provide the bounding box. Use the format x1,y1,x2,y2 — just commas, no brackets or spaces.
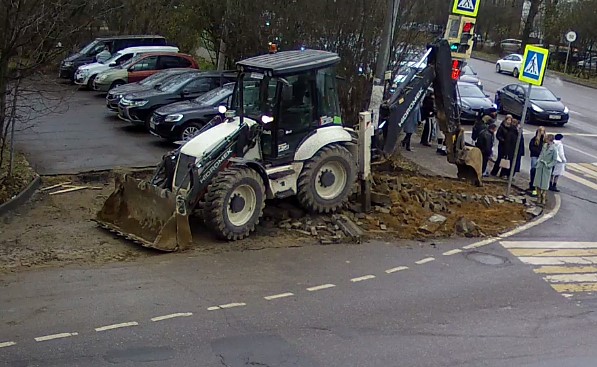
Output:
475,123,497,176
419,92,435,146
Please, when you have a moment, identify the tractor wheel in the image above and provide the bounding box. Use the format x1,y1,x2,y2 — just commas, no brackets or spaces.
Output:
297,144,357,213
203,166,265,240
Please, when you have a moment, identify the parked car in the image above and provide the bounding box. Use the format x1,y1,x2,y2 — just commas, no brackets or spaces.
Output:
495,54,523,77
74,46,179,88
459,64,483,90
106,68,194,111
93,52,198,92
495,84,569,126
577,56,597,71
117,71,236,127
500,39,522,53
150,83,235,142
456,82,496,124
59,35,167,80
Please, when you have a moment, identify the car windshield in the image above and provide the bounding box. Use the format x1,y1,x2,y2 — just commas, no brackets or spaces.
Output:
194,84,234,105
103,52,124,65
232,75,277,120
80,40,99,55
530,88,558,101
157,73,199,92
458,84,485,98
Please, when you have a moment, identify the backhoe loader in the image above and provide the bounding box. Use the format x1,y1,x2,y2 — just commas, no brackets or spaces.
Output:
95,39,483,251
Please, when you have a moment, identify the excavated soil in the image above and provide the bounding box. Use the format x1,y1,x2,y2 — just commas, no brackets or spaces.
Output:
0,159,532,273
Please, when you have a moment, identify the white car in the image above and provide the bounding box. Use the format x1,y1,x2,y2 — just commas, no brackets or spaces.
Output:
496,54,523,77
74,45,179,88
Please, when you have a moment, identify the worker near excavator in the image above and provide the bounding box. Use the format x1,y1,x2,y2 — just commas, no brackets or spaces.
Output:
475,123,497,176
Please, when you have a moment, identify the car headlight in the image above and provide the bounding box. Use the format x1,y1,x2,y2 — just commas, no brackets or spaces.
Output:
564,106,569,114
95,74,107,82
131,100,148,107
165,113,183,122
531,103,544,113
492,103,497,109
63,61,73,67
460,103,472,112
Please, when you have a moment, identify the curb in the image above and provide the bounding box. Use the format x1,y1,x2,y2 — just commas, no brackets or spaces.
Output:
0,175,42,217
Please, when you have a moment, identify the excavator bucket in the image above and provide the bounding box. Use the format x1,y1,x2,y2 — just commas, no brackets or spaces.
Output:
95,174,193,252
456,146,483,187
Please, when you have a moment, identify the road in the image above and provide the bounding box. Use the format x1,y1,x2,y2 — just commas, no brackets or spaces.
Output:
2,60,597,366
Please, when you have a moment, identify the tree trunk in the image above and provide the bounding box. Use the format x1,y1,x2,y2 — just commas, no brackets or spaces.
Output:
521,0,542,50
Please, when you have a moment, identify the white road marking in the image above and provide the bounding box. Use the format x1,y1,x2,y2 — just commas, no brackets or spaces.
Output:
544,273,597,283
502,241,597,249
463,237,501,249
566,145,597,160
443,249,463,256
562,293,574,298
568,163,597,180
208,302,247,311
518,256,597,265
385,266,409,274
534,266,597,274
150,312,193,322
564,171,597,190
0,341,16,348
207,306,221,311
306,284,336,292
499,194,561,238
569,110,584,117
264,292,294,300
415,257,435,265
34,332,78,342
95,322,138,332
350,275,376,282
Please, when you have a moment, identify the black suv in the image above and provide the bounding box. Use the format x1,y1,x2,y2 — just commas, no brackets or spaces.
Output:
118,71,235,127
59,35,167,81
150,83,235,142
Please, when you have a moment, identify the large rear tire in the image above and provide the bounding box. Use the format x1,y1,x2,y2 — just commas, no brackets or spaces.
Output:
203,166,265,240
297,144,356,213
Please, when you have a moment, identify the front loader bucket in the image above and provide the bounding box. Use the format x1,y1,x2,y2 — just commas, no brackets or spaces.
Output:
456,146,483,187
95,174,192,252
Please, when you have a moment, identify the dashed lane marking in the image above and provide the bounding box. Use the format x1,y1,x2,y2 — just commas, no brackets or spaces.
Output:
502,241,597,249
0,341,16,348
207,303,247,311
151,313,193,322
510,249,597,257
518,256,597,265
462,237,501,249
568,163,597,180
564,171,597,191
443,249,463,256
350,275,376,283
385,266,409,274
544,273,597,283
306,284,336,292
415,257,435,265
551,283,597,293
34,332,78,342
566,145,597,160
534,266,597,274
264,292,294,301
95,322,138,332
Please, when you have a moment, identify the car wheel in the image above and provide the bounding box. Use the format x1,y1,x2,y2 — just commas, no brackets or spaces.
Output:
495,95,504,114
496,64,501,73
512,68,519,78
86,74,97,90
110,80,125,90
180,122,202,141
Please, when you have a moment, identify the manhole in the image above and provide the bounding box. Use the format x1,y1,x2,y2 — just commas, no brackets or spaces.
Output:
466,251,509,265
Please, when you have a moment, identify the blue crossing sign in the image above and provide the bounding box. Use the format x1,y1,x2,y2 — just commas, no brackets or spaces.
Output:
452,0,480,17
519,45,549,86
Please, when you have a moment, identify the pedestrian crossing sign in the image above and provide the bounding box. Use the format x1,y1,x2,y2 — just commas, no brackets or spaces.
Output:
519,45,549,86
452,0,480,17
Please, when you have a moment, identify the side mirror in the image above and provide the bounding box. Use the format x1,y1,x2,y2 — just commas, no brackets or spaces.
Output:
485,94,490,98
181,89,190,96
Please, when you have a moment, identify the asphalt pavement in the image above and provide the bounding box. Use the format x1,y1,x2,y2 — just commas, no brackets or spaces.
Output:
2,59,597,366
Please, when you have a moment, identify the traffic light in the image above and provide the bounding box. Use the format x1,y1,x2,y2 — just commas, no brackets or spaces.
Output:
458,21,475,53
445,15,476,60
451,60,463,80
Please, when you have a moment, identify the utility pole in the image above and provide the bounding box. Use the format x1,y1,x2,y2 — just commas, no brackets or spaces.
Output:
369,0,400,128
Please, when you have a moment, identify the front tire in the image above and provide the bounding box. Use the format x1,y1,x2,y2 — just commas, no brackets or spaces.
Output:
297,144,357,213
203,167,265,241
87,74,97,90
110,80,125,90
179,122,202,141
496,64,501,73
513,68,520,78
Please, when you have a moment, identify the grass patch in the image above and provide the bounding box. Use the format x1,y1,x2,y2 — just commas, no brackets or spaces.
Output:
0,142,37,205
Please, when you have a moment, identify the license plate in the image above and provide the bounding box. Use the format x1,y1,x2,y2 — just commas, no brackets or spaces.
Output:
549,115,561,120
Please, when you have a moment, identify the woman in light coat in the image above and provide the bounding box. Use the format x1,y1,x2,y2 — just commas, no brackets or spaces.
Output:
533,134,557,205
550,133,567,192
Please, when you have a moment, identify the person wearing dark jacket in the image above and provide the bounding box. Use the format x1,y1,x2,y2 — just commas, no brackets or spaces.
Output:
528,126,546,193
490,114,513,176
501,118,524,178
419,93,435,146
475,123,496,175
472,109,496,142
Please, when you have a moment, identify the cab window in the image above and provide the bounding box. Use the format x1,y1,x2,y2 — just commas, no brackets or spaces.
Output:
316,67,341,125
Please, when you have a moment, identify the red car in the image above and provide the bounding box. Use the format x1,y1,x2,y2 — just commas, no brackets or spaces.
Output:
93,52,199,92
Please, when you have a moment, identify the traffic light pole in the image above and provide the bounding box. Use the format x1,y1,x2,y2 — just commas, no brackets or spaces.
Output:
507,83,532,196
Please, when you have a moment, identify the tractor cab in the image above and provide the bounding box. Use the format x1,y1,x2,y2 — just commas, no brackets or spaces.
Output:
234,49,343,165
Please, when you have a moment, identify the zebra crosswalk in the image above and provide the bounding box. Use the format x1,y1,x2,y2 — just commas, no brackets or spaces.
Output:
565,163,597,191
502,241,597,297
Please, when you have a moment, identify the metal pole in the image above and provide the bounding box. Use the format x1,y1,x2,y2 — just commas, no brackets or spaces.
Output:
369,0,400,129
507,83,532,196
564,41,571,74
